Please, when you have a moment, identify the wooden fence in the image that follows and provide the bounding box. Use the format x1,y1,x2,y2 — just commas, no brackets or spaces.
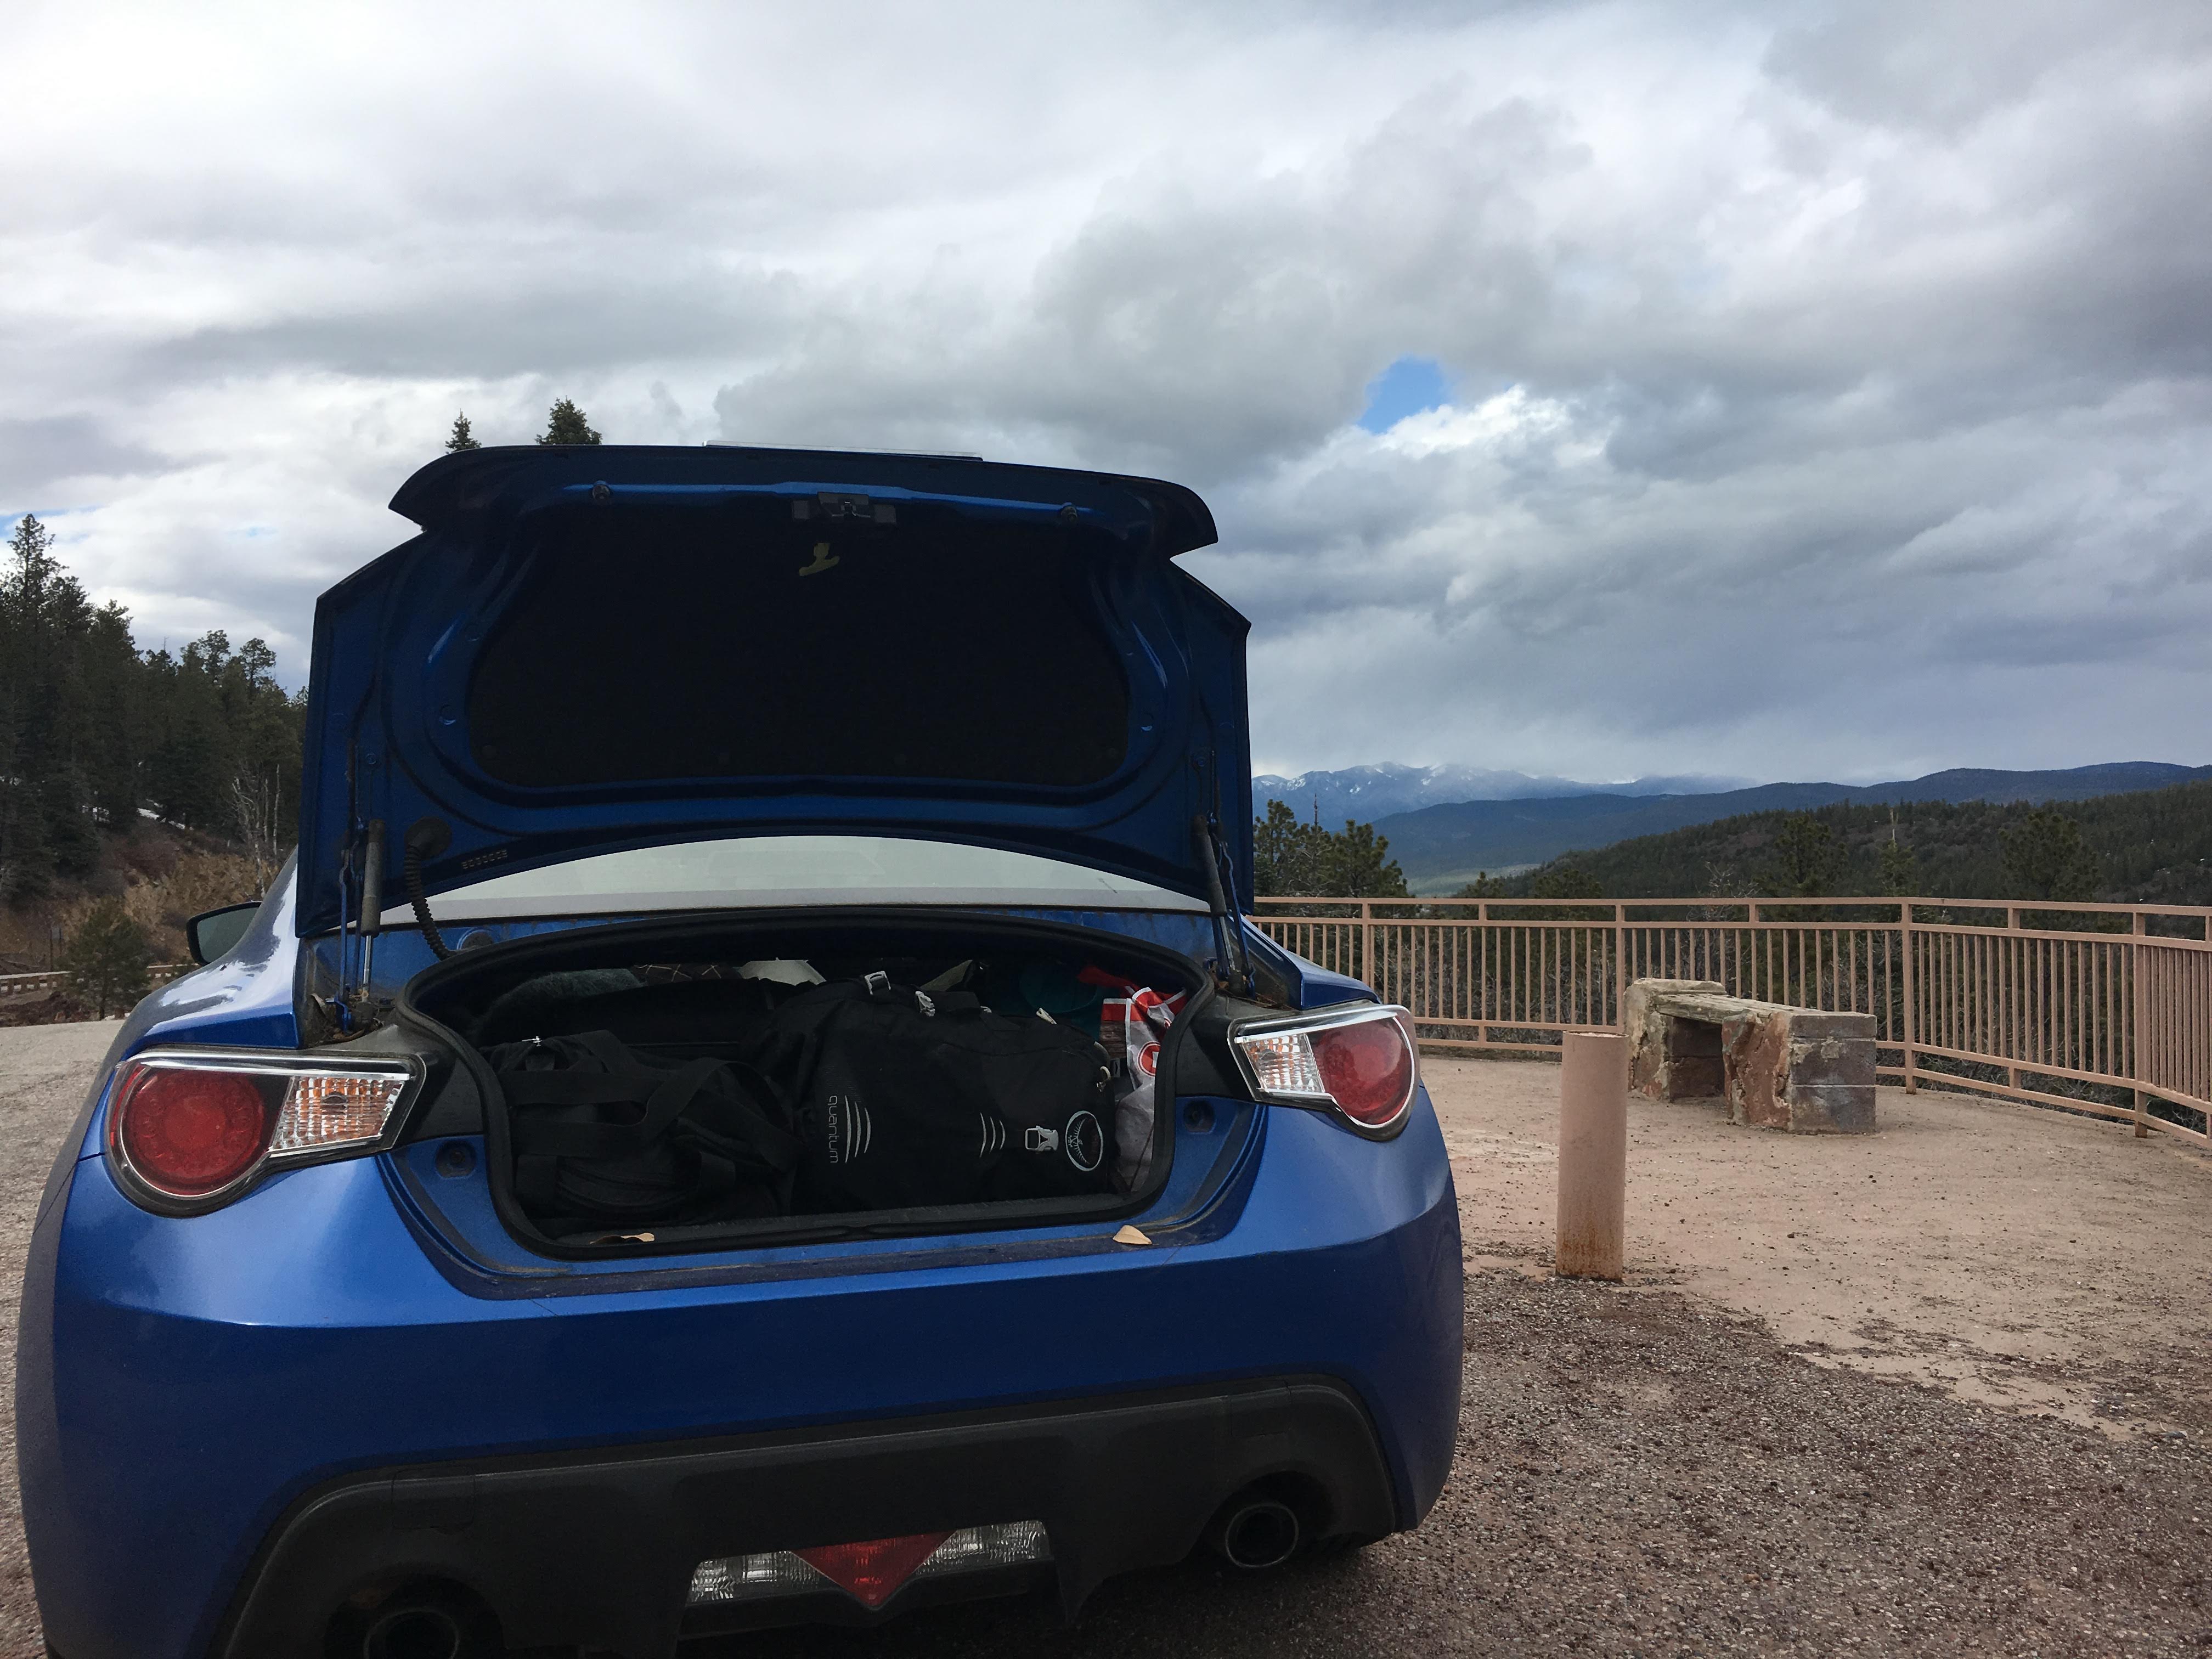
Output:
1252,897,2212,1147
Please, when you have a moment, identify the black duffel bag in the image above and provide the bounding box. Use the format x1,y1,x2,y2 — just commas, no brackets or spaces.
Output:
766,973,1118,1213
486,1030,803,1237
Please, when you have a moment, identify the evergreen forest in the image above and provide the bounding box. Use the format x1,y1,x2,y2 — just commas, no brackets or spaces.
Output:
1482,784,2212,909
0,514,304,910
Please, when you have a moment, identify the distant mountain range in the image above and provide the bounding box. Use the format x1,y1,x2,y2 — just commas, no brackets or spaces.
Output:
1251,762,1753,823
1356,762,2212,894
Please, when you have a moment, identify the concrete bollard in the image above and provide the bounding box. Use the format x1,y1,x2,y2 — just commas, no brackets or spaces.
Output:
1556,1031,1628,1280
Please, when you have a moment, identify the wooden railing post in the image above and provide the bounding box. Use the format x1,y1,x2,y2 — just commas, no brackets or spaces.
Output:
1613,902,1628,1029
1557,1031,1628,1279
1361,901,1374,992
1901,899,1917,1093
2132,909,2149,1138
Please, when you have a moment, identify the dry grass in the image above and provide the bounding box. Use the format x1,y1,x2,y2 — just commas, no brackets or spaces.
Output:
0,831,265,972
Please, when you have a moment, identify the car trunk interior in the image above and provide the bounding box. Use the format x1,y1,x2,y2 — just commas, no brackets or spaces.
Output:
401,911,1214,1256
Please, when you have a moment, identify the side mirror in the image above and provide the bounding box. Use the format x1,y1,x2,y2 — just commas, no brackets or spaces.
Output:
185,901,261,967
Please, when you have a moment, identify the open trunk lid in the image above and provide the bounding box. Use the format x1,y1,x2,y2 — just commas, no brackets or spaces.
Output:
297,446,1252,937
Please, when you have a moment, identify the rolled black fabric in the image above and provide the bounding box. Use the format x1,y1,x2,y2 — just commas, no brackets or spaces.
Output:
487,1030,801,1233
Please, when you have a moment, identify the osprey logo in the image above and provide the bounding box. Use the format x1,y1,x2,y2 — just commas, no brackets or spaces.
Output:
1063,1110,1104,1173
1022,1112,1105,1173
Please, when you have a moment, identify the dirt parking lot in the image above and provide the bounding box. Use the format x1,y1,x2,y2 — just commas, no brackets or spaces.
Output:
3,1032,2209,1656
1432,1056,2212,1438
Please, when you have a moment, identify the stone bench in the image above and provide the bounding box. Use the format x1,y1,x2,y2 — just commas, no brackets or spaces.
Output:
1623,978,1876,1134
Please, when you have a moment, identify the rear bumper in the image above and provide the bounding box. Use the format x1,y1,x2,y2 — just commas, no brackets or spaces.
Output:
20,1096,1462,1659
215,1376,1395,1657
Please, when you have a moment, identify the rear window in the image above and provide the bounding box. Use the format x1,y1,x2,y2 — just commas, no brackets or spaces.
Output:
466,505,1131,789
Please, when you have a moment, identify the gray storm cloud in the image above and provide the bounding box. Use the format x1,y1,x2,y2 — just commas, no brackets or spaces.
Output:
3,0,2208,782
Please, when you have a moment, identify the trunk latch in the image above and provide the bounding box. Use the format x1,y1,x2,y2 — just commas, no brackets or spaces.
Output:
793,492,898,524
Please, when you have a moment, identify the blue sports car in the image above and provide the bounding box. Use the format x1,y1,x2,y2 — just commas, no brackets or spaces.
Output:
16,446,1463,1659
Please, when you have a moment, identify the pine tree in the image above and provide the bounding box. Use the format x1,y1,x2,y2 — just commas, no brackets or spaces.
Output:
1878,810,1919,897
62,896,150,1017
1531,862,1602,900
1528,859,1606,919
1251,799,1407,898
146,634,238,828
1,514,86,899
537,399,601,445
1763,812,1843,896
2000,808,2100,902
1323,819,1409,898
445,412,482,452
82,603,143,828
1252,799,1327,896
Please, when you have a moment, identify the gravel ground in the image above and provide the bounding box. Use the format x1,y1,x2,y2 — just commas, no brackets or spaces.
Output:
4,1027,2209,1656
1429,1058,2212,1438
710,1265,2212,1658
0,1021,116,1659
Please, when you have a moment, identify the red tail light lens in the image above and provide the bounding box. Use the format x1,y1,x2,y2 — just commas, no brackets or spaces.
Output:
113,1068,273,1197
104,1051,421,1214
1229,1003,1419,1137
1311,1015,1418,1126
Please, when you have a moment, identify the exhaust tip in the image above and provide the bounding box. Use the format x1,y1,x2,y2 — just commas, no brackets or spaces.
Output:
1218,1498,1302,1571
362,1604,464,1659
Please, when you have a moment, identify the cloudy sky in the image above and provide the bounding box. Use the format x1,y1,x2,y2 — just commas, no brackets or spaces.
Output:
7,0,2210,785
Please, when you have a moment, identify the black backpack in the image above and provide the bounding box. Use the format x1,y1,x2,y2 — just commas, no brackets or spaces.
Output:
766,974,1118,1213
487,1030,803,1238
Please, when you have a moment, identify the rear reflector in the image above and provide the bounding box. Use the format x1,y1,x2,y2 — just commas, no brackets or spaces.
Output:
795,1533,949,1608
688,1521,1051,1610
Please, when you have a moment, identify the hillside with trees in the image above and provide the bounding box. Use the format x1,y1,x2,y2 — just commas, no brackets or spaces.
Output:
0,514,301,980
1483,780,2212,907
0,398,610,1006
1252,799,1409,898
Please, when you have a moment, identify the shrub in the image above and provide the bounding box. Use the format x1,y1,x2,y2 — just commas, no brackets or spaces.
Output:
62,898,151,1018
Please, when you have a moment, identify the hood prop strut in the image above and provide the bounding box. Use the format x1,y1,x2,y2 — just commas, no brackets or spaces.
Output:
1193,815,1252,994
356,818,386,995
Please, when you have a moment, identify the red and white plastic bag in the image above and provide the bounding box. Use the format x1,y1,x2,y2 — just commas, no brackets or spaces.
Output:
1099,988,1186,1192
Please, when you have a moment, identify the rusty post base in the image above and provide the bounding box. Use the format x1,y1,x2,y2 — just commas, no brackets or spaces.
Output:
1557,1031,1628,1280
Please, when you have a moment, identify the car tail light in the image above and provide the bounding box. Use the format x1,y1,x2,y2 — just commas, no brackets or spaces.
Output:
104,1050,421,1214
688,1522,1051,1611
1229,1003,1419,1137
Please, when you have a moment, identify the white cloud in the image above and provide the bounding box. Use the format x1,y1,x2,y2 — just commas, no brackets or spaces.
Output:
4,0,2211,784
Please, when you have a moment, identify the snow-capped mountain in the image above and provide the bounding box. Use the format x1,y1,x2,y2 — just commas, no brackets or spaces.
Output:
1250,763,1752,825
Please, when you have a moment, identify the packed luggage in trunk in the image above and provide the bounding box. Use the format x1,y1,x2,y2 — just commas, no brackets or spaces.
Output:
404,913,1208,1253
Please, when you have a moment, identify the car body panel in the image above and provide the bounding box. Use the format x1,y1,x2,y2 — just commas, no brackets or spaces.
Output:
297,447,1255,938
18,449,1460,1659
21,1085,1459,1659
